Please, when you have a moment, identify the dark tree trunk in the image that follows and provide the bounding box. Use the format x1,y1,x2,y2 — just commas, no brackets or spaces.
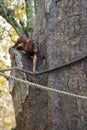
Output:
9,0,87,130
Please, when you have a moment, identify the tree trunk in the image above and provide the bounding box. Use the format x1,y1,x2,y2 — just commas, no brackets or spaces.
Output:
9,0,87,130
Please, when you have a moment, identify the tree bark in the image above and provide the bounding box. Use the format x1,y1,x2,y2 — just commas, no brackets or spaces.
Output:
9,0,87,130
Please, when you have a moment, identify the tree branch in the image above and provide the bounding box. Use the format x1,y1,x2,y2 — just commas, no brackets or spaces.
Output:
0,1,25,36
24,0,35,38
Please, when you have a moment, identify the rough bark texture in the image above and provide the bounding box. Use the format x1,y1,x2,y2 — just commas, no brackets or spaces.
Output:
9,0,87,130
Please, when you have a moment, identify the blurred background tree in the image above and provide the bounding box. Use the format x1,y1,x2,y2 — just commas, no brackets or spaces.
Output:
0,0,37,129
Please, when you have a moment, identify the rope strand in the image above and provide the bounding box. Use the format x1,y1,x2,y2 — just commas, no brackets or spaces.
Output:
0,54,87,75
0,71,87,100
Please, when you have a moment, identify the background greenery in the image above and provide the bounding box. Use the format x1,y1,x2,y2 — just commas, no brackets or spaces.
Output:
0,0,38,129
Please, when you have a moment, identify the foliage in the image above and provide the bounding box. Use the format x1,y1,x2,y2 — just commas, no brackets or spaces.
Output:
0,0,37,37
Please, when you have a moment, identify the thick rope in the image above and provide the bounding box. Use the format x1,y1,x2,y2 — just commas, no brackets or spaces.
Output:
0,71,87,100
0,67,34,75
0,54,87,75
